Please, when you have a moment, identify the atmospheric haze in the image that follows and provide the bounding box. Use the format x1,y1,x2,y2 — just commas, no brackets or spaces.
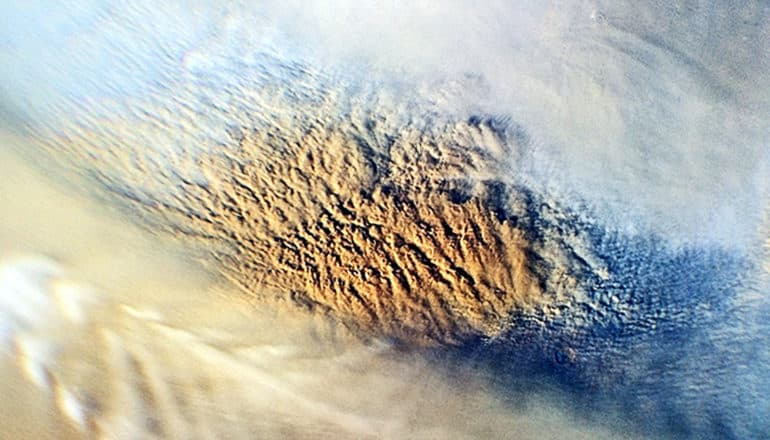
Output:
0,1,769,439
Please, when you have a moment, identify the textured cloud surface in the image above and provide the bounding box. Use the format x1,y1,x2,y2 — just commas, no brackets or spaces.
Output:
1,1,769,439
0,143,640,439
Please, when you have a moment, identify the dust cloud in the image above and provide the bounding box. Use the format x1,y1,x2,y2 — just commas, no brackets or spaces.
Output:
0,132,641,438
0,1,768,438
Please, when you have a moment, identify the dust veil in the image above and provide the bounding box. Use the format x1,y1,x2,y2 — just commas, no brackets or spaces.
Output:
0,1,768,439
0,132,642,439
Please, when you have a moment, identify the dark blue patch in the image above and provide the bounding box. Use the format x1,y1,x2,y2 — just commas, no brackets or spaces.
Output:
431,201,765,439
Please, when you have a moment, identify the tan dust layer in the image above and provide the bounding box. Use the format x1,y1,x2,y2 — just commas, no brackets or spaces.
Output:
176,125,545,345
36,79,604,346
